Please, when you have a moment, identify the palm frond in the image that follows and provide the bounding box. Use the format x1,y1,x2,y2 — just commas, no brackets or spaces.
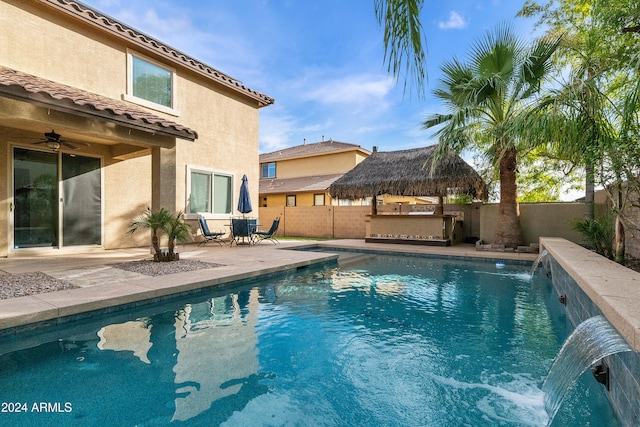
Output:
375,0,427,96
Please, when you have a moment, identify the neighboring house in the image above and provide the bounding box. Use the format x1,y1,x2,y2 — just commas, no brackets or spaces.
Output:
259,140,439,208
0,0,273,256
259,139,372,207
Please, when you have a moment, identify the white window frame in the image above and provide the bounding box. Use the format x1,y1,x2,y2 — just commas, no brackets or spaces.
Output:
185,165,234,220
123,49,180,116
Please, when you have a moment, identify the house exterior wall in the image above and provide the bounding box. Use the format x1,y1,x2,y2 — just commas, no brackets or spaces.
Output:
259,148,370,208
0,0,265,255
261,192,374,208
261,194,286,208
273,151,363,179
103,155,152,249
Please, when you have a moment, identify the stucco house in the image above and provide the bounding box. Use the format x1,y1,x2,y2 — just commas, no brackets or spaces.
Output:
259,139,372,208
259,140,439,209
0,0,273,256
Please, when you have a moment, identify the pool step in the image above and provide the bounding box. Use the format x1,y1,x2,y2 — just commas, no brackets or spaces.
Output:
337,253,374,267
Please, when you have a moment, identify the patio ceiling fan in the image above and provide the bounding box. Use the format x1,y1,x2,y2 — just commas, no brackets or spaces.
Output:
32,130,89,150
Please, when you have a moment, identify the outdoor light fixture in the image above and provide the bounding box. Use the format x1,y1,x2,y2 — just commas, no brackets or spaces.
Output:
33,130,87,151
46,140,61,150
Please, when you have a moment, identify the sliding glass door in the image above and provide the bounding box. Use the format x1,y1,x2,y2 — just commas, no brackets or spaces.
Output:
62,153,101,246
13,148,102,249
13,148,59,248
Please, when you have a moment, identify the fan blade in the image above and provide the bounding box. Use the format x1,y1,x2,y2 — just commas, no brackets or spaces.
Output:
62,141,90,150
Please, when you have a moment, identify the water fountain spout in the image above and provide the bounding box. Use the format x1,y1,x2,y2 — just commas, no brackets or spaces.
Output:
542,315,633,425
529,250,548,276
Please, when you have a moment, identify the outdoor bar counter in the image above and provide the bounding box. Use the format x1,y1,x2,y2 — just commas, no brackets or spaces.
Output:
365,213,463,246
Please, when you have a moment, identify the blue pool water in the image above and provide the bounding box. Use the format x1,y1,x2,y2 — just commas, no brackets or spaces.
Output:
0,254,621,426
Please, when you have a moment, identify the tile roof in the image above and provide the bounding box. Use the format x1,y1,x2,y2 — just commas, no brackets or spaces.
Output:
260,140,370,162
0,66,198,141
259,173,345,194
41,0,274,107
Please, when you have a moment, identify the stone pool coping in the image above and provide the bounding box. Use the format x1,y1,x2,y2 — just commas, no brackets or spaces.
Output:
0,239,538,333
541,237,640,353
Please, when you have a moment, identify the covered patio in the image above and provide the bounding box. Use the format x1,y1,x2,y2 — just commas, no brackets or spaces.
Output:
329,145,486,246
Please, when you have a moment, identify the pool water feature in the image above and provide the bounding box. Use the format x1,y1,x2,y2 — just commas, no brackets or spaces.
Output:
529,249,548,276
0,254,621,426
542,315,633,423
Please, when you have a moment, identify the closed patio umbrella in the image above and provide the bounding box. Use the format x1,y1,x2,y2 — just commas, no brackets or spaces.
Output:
237,174,252,217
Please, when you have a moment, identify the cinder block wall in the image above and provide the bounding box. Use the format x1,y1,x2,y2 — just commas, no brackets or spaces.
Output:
258,204,479,240
333,206,370,238
480,202,602,246
259,202,619,249
625,204,640,259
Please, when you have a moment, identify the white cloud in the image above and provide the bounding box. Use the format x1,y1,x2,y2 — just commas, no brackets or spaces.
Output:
258,108,299,153
304,74,394,105
438,11,468,30
289,73,397,121
89,3,262,81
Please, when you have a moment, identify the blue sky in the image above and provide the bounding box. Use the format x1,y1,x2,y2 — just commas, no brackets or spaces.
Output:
83,0,539,154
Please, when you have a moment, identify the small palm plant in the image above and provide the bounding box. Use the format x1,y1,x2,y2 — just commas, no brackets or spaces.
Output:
166,211,191,261
127,207,173,261
572,216,615,260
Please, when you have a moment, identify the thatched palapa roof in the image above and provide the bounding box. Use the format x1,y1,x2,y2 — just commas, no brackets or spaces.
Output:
329,145,486,200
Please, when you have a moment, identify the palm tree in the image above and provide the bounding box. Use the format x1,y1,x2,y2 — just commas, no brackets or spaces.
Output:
166,211,191,261
423,23,560,248
127,207,173,261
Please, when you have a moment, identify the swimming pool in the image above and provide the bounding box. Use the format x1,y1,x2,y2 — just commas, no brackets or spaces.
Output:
0,253,620,426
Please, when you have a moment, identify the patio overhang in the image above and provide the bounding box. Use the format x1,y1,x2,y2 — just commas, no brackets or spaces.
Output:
0,66,198,142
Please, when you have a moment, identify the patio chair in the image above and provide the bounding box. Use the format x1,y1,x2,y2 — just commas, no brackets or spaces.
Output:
198,216,225,246
254,217,280,245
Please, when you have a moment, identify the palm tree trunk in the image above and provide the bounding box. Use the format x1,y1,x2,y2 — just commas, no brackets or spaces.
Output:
151,232,162,256
615,213,625,263
585,159,595,219
494,148,523,248
168,238,176,261
614,181,625,263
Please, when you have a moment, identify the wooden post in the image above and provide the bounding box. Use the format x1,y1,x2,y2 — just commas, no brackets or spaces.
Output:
435,195,444,215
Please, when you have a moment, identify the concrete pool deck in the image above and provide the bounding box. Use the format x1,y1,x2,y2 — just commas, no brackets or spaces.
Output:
0,239,538,332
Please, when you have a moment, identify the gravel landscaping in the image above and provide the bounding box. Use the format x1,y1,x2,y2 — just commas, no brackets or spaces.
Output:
109,259,221,276
0,272,78,300
0,259,220,300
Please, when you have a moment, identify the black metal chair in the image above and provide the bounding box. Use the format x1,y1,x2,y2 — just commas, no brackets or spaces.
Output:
230,218,258,246
254,217,280,244
198,216,225,246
